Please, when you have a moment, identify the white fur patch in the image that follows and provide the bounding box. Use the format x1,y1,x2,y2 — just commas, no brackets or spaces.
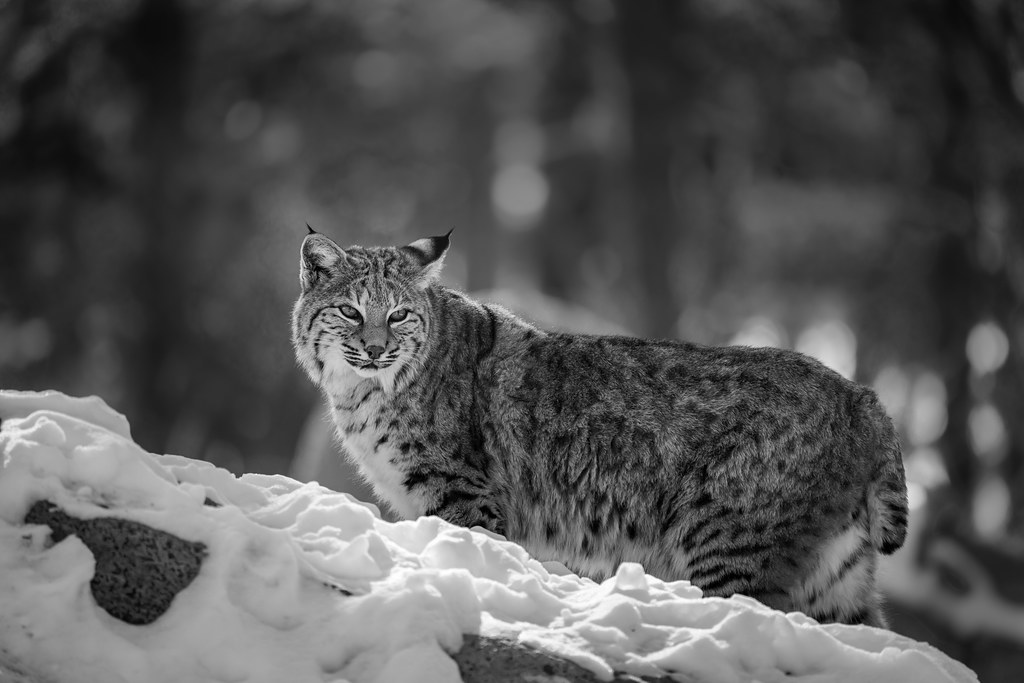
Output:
792,524,872,617
321,351,428,520
812,525,866,582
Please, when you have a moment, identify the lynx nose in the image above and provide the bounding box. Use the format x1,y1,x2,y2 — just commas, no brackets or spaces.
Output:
365,345,385,360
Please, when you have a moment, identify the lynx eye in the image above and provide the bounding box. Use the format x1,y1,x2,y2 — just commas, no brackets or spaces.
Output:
339,305,362,322
388,308,409,324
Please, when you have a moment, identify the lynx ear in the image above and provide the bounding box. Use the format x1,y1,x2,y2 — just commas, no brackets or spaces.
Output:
402,229,451,286
300,233,346,291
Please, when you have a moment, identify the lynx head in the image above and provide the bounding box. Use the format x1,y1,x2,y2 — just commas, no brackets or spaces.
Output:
292,229,450,393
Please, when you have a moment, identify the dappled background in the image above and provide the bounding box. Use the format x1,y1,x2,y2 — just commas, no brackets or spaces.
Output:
2,0,1024,679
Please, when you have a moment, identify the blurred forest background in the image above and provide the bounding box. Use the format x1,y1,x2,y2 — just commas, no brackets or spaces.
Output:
2,0,1024,679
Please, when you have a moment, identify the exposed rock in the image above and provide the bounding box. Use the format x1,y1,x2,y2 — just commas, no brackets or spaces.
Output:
454,634,689,683
23,501,206,626
19,502,678,682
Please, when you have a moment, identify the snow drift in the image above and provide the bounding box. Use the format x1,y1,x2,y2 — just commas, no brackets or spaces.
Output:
0,390,977,683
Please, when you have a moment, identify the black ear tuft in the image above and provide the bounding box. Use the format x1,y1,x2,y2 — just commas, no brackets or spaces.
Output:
306,223,317,235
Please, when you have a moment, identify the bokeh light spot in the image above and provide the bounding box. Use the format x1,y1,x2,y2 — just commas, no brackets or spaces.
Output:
972,474,1010,539
968,402,1008,465
0,317,53,369
224,100,262,141
965,321,1009,375
353,50,401,90
259,121,303,164
729,316,786,349
795,319,856,379
905,447,949,490
906,481,927,512
491,163,548,229
872,365,910,421
907,371,947,446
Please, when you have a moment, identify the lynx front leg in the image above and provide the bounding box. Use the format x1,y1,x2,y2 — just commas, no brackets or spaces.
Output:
423,483,505,535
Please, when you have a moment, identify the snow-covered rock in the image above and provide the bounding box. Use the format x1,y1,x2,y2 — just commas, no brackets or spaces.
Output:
0,390,977,683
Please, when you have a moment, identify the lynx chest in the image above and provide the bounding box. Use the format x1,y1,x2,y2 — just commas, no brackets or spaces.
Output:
328,382,428,520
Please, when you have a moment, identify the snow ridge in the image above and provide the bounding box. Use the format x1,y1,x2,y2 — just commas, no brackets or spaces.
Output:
0,390,977,683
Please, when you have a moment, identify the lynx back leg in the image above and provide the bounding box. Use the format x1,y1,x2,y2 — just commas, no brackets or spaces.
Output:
790,522,887,627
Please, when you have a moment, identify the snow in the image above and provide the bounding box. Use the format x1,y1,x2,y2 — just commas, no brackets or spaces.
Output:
0,390,978,683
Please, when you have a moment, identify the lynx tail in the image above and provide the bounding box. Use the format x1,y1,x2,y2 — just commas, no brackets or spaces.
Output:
860,391,909,555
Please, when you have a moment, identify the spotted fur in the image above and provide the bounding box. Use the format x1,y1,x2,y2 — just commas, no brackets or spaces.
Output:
291,231,908,628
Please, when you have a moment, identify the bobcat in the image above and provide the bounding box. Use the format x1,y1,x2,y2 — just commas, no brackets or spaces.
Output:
292,230,908,627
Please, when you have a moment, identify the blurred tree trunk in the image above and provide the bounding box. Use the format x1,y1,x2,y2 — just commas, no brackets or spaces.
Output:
530,1,742,340
920,0,985,505
460,74,500,294
115,0,192,452
528,5,609,312
1000,167,1024,535
613,0,685,339
0,0,139,396
919,0,1024,529
845,0,1024,530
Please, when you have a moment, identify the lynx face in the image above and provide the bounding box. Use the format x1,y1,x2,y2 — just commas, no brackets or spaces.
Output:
291,230,449,393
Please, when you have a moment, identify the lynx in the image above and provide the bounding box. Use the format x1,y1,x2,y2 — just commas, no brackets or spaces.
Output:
291,230,908,627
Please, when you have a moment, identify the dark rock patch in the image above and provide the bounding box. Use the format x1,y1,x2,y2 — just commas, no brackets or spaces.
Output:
454,634,687,683
23,501,206,625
